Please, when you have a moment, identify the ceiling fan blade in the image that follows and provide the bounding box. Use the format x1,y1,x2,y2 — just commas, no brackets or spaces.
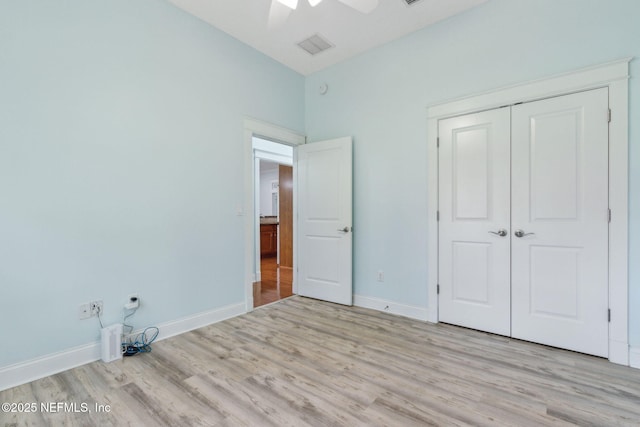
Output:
268,0,293,29
336,0,379,14
276,0,298,9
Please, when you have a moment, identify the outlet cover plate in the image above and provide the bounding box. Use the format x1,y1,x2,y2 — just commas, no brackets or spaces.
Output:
79,303,91,320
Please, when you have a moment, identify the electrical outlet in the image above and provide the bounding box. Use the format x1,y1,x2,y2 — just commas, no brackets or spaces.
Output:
125,294,139,310
377,270,384,282
90,300,103,317
79,303,91,320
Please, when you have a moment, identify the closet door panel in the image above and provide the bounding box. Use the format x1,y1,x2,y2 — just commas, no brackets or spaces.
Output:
438,108,511,336
511,88,609,357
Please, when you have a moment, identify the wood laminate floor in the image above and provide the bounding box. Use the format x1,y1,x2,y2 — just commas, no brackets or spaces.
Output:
2,296,640,426
253,256,293,308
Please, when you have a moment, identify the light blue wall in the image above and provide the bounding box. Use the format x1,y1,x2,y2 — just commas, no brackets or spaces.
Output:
305,0,640,345
0,0,304,367
2,0,639,372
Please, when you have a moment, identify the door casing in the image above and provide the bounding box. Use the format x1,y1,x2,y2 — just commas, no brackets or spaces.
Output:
426,58,631,365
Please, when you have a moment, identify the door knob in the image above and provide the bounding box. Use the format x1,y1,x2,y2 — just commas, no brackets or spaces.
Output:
338,226,350,233
514,229,535,238
488,229,508,237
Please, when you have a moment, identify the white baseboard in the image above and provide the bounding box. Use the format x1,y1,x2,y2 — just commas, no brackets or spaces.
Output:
153,302,245,342
630,347,640,369
0,302,246,392
0,342,101,394
354,294,428,321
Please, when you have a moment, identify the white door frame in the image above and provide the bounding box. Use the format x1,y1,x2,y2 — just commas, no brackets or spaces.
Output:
243,119,305,312
426,58,631,365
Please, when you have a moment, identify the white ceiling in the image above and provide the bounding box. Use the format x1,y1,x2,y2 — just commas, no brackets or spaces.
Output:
167,0,488,75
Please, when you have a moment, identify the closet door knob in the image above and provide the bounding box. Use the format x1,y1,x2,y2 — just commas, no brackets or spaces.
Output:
514,229,535,238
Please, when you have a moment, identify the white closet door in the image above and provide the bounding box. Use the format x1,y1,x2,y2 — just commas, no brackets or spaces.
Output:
438,108,511,336
511,88,609,357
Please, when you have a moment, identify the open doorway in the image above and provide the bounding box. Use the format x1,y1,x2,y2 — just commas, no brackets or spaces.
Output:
243,119,305,312
244,120,354,311
253,138,294,308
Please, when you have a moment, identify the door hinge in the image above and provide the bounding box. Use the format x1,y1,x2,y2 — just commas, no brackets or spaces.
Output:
608,308,611,322
437,137,440,148
437,210,440,221
607,108,612,123
437,284,440,295
608,208,612,223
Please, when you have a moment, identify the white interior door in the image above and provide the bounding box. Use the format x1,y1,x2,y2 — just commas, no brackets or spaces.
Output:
438,108,511,335
438,89,609,357
511,88,609,357
296,137,353,305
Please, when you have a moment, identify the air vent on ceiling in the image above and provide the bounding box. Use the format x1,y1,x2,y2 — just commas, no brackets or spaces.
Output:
297,34,334,56
403,0,423,5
